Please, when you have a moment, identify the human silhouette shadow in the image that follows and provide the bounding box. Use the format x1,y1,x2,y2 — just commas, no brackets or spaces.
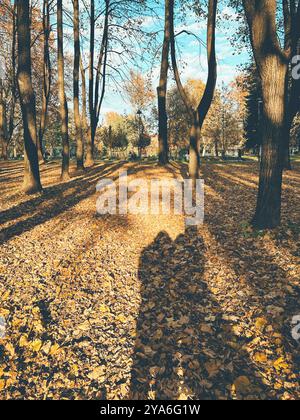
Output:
130,227,272,400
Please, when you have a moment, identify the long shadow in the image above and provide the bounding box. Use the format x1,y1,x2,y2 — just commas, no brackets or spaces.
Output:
0,162,126,245
130,227,272,400
198,163,300,398
0,161,171,246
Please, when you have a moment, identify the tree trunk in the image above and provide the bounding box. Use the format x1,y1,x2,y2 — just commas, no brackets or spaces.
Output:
57,0,70,180
243,0,289,229
170,0,217,186
73,0,84,171
252,59,287,229
0,80,8,160
157,0,172,165
16,0,42,194
80,57,88,139
94,0,109,143
282,118,292,170
38,0,51,164
7,3,17,146
189,112,201,185
86,0,95,167
190,0,217,185
214,141,219,157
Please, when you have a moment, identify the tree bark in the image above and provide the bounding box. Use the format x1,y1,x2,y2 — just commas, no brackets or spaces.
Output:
189,111,201,182
80,57,88,138
7,2,17,147
157,0,172,165
73,0,84,171
282,116,292,170
86,0,95,166
243,0,288,229
57,0,70,180
170,0,217,185
0,80,8,160
253,60,287,228
16,0,42,194
94,0,109,134
38,0,51,164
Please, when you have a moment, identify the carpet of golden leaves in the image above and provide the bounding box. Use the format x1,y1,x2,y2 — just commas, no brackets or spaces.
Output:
0,159,299,400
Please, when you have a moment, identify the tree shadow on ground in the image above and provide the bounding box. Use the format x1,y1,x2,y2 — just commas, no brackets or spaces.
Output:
198,163,300,398
0,162,128,245
130,227,273,400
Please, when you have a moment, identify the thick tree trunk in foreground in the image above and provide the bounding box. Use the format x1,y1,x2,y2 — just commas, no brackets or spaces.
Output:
157,0,172,165
253,60,287,229
73,0,84,171
16,0,42,194
38,0,51,164
57,0,70,180
243,0,288,229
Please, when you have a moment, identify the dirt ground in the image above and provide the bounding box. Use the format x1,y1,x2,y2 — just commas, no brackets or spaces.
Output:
0,159,299,400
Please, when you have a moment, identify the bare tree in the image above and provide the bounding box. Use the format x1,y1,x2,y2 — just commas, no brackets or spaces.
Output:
16,0,42,193
80,56,88,140
73,0,84,170
86,0,109,166
170,0,218,186
57,0,70,180
38,0,52,163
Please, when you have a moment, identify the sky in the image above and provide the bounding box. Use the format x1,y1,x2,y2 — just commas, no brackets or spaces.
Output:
100,3,250,117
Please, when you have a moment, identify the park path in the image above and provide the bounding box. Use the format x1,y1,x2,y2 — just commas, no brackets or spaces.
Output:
0,160,299,399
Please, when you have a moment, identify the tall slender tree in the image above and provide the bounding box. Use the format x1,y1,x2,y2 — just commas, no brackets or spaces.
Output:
0,1,17,159
170,0,218,185
16,0,42,193
86,0,110,166
0,79,8,160
80,56,89,139
38,0,52,163
282,1,300,170
57,0,70,180
86,0,95,166
157,0,172,165
73,0,84,171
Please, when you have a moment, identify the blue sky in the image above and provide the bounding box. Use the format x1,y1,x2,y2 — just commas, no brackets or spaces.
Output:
95,2,250,117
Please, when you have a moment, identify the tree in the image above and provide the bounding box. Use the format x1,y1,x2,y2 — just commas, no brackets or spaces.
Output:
38,0,52,163
240,62,263,152
16,0,42,193
101,125,129,156
86,0,109,166
0,80,8,160
0,0,17,160
242,0,299,228
73,0,84,171
170,0,218,185
157,0,173,165
57,0,70,180
124,70,155,113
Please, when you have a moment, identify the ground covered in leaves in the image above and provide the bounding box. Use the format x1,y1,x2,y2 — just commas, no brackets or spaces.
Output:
0,159,299,400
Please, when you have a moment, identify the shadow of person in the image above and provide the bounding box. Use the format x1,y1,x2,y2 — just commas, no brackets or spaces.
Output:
130,226,273,400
